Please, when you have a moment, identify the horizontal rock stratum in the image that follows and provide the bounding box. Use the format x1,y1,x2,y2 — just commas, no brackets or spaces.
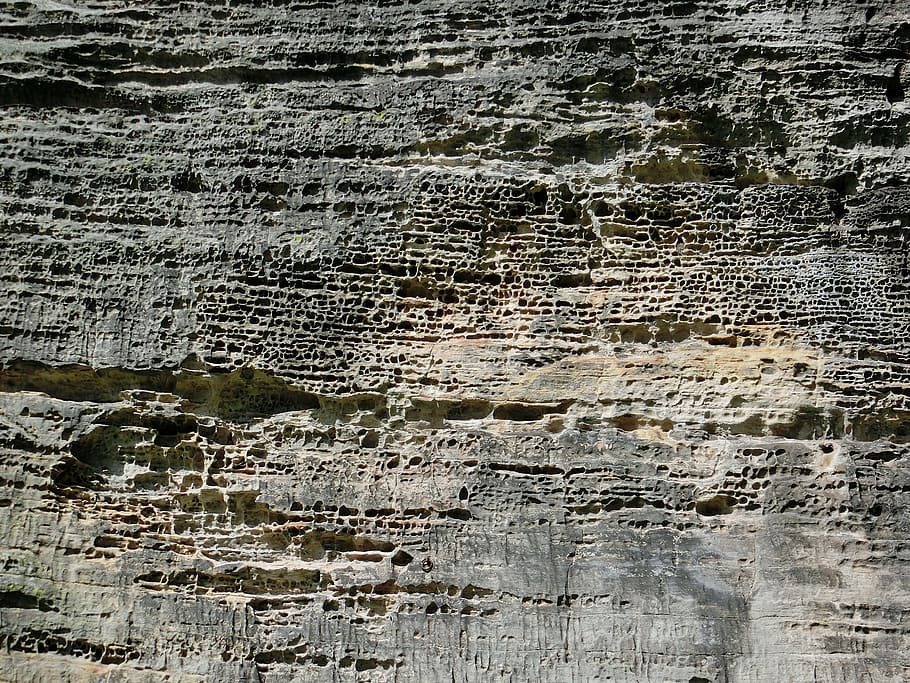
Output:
2,1,910,681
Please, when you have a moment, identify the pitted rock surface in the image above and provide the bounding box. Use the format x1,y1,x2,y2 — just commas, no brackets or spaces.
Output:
2,1,910,681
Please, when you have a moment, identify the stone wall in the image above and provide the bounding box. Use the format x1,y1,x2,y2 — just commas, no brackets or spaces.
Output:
1,1,910,681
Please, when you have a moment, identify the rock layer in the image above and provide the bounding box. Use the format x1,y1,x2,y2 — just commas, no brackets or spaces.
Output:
2,1,910,681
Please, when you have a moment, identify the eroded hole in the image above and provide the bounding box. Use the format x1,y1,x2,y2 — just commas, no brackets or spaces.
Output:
695,495,734,516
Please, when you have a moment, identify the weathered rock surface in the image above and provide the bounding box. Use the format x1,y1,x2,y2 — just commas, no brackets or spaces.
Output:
2,1,910,681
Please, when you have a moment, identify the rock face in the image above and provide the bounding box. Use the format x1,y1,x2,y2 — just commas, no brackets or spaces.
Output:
2,1,910,681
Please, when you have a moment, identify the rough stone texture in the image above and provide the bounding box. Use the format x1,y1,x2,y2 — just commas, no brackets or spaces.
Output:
2,1,910,681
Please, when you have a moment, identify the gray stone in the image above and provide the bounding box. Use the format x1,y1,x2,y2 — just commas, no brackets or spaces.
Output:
2,1,910,681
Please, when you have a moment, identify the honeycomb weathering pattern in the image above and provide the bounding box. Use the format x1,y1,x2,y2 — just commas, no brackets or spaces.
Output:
1,0,910,681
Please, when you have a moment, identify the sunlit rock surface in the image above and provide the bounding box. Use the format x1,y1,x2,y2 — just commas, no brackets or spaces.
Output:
2,1,910,681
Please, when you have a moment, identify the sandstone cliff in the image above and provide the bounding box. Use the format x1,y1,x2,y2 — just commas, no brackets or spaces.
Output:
2,1,910,681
